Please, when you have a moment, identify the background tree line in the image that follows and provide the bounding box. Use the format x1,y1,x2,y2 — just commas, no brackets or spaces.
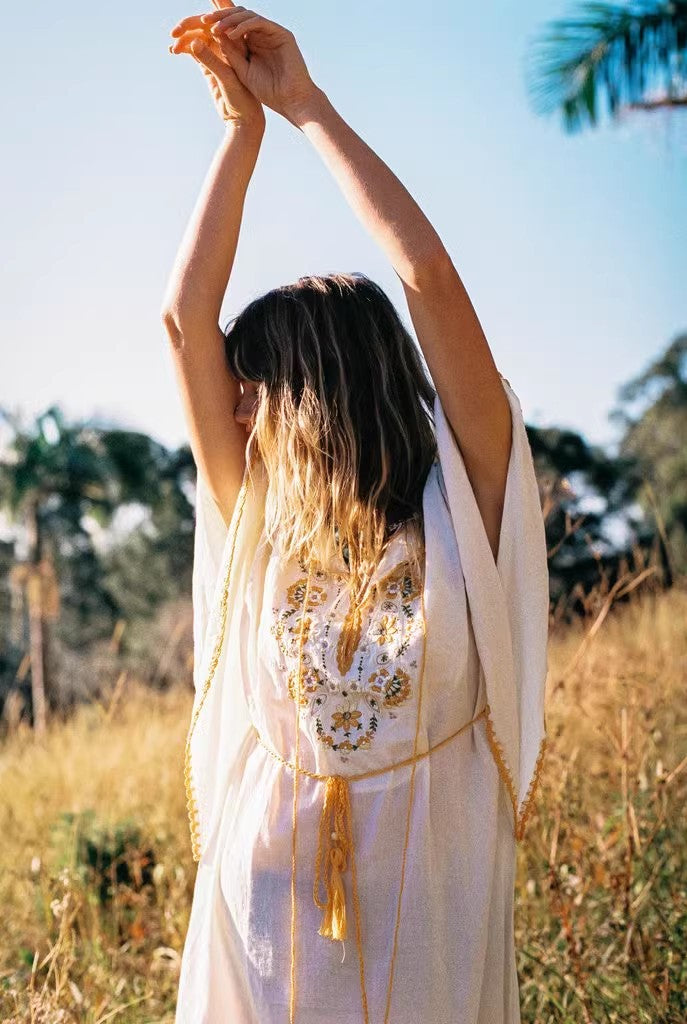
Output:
0,331,684,732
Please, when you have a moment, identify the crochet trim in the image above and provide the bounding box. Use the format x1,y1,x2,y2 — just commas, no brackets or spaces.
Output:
184,476,250,863
484,704,547,842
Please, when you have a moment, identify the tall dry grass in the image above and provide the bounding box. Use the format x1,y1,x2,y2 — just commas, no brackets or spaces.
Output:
0,686,192,1023
516,584,687,1023
0,585,685,1022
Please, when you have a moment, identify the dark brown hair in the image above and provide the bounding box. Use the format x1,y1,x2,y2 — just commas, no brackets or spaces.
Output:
224,271,438,602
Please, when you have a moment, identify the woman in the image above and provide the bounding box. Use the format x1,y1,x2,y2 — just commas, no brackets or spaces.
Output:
162,5,550,1023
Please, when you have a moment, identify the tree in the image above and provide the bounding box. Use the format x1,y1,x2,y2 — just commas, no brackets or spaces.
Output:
0,405,195,730
610,332,687,575
524,417,652,614
526,0,687,132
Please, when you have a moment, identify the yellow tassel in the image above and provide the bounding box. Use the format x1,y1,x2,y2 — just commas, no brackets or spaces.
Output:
314,776,353,941
319,845,348,940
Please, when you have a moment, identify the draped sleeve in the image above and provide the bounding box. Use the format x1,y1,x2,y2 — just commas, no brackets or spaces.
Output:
433,373,550,840
186,460,268,865
191,470,236,691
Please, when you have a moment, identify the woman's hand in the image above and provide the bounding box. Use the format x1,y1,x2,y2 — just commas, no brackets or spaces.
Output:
170,1,265,131
195,6,320,126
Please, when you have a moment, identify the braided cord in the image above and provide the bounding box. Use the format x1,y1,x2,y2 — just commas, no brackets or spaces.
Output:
289,559,312,1024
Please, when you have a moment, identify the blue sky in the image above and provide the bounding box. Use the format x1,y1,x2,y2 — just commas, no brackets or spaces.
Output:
2,0,685,453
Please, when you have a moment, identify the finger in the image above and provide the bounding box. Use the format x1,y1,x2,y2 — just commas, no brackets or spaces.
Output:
173,29,225,65
224,15,276,39
217,26,251,60
170,6,237,35
215,33,250,77
169,27,213,54
201,5,245,24
189,37,234,78
205,11,255,59
202,69,231,118
209,13,256,53
202,69,229,113
192,42,239,119
209,10,254,35
170,14,212,37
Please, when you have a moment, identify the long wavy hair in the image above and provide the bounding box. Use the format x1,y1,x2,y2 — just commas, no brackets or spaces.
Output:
223,272,438,606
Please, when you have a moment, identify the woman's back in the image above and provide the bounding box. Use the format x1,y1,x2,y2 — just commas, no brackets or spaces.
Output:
177,377,549,1024
206,458,511,1023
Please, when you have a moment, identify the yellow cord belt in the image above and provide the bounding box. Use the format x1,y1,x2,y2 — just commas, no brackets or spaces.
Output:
252,553,490,1024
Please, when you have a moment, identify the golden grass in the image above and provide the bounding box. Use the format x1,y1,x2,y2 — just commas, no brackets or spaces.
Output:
516,585,687,1023
0,585,685,1022
0,687,193,1023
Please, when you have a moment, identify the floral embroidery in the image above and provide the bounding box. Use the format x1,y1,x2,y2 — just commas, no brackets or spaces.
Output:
380,563,421,607
370,614,399,647
269,544,424,760
286,579,327,610
369,666,412,706
286,657,321,705
331,706,363,731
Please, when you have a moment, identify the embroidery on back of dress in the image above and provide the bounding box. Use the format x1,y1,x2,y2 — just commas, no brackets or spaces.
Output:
269,516,425,762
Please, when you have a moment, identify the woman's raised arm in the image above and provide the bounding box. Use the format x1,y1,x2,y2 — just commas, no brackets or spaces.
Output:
161,26,265,526
297,92,514,559
205,6,513,559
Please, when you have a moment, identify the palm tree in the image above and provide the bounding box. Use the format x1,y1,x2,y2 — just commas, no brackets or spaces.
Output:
526,0,687,132
0,405,190,732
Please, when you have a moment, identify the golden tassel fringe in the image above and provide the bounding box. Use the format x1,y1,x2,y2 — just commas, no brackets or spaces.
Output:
314,775,353,941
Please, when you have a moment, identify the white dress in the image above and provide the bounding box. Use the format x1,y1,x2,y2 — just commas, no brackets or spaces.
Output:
175,375,550,1024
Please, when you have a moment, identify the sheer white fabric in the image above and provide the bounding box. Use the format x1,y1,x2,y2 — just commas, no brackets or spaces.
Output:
176,375,550,1023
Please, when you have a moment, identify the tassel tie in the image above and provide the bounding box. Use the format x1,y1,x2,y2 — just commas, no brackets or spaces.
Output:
259,548,494,1023
255,701,491,1024
313,775,354,942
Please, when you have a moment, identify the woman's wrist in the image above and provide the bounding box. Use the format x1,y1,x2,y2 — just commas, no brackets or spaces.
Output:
222,109,266,140
220,117,266,158
285,85,331,130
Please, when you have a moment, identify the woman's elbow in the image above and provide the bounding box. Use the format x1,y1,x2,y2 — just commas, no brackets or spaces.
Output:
161,306,185,350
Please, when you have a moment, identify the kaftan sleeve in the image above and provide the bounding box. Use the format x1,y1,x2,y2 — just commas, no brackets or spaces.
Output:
191,470,232,691
187,459,266,864
433,373,550,840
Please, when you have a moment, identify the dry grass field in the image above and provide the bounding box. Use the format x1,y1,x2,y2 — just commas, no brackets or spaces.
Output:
0,585,685,1023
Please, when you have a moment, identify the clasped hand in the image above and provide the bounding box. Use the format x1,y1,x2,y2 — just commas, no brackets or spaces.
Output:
169,1,319,128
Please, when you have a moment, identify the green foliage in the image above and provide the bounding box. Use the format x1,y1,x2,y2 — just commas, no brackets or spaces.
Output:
526,0,687,132
0,403,197,712
528,416,654,606
50,811,156,907
612,333,687,574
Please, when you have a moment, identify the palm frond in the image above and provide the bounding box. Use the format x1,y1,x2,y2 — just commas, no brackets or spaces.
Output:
525,0,687,132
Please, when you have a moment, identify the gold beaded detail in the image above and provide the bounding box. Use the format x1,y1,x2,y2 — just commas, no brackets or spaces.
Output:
184,476,250,863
